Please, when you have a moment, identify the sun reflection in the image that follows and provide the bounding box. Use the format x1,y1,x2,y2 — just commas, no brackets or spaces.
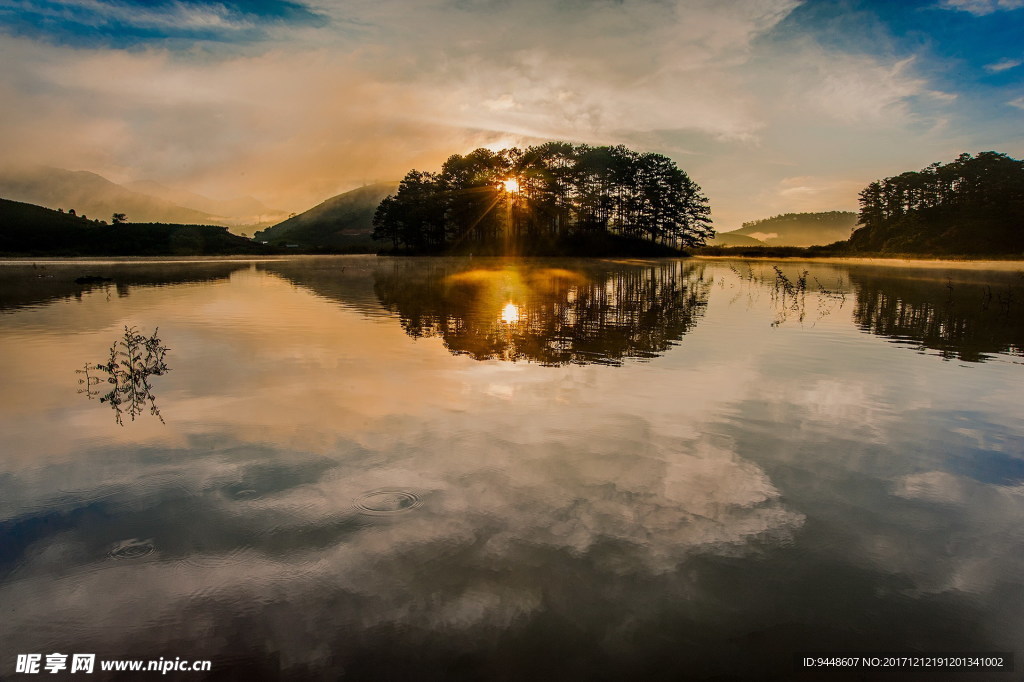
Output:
500,302,520,324
501,178,520,193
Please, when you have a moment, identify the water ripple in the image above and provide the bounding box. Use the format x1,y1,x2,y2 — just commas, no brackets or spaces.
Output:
353,489,422,515
108,539,155,560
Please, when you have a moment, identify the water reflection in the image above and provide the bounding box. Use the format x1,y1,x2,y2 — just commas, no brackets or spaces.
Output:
2,256,1023,679
726,261,849,328
372,259,711,365
850,268,1024,362
0,261,250,311
77,326,171,425
720,260,1022,363
257,258,388,317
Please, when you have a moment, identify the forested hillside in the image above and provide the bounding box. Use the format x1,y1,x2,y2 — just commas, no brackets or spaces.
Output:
731,212,857,246
0,198,272,256
255,182,398,250
849,152,1024,254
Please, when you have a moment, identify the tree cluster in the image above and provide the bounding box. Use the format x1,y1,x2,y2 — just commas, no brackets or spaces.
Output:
372,143,713,253
741,211,856,231
850,151,1024,254
0,198,273,257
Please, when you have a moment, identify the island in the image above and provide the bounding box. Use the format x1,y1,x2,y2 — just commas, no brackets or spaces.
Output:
371,143,714,256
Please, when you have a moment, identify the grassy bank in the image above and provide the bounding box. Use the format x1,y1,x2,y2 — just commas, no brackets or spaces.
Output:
687,244,1024,262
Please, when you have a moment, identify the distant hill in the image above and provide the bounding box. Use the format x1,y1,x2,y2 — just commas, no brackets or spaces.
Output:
124,179,285,226
255,182,399,248
705,231,765,247
731,211,858,246
0,197,273,256
0,165,224,226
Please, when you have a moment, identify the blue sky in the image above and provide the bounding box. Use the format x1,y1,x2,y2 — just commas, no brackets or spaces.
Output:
0,0,1021,227
782,0,1023,110
0,0,327,45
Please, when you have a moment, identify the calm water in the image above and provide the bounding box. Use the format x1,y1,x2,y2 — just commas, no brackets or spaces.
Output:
1,256,1022,680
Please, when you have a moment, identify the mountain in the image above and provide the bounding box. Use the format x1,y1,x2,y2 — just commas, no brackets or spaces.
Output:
124,180,285,226
730,211,858,246
0,165,225,226
255,182,399,248
0,197,273,256
705,231,765,247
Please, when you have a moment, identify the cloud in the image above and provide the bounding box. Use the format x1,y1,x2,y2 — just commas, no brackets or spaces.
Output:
1009,96,1024,109
0,1,806,209
332,0,803,142
50,0,254,30
984,58,1023,72
751,176,863,218
0,0,978,224
0,0,327,44
777,176,859,199
937,0,1024,15
809,56,929,123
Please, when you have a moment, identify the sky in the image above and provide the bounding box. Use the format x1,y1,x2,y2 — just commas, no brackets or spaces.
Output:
0,0,1022,229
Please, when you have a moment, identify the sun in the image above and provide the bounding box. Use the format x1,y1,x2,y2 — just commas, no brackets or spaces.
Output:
501,178,520,193
500,302,520,324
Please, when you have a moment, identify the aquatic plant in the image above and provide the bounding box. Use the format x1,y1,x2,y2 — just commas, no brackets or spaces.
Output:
77,326,170,425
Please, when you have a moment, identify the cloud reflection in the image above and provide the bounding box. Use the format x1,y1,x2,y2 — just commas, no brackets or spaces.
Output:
2,258,1023,677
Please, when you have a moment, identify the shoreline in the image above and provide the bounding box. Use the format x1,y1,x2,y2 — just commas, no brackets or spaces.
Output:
692,254,1024,271
0,254,321,265
2,252,1023,271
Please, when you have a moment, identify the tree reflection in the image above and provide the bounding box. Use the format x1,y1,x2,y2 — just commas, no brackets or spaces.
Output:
77,326,171,424
0,262,250,311
373,260,710,365
850,269,1024,362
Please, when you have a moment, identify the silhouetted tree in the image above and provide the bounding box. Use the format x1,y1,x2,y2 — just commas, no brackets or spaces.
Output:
372,143,713,252
850,151,1024,254
112,212,127,224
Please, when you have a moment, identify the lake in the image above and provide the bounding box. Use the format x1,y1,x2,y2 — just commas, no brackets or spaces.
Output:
1,255,1022,680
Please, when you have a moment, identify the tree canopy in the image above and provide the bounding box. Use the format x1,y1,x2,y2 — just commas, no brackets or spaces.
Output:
849,151,1024,254
741,211,855,231
372,143,713,253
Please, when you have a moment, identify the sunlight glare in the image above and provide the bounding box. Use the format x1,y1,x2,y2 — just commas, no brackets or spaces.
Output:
500,302,520,324
501,178,520,193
